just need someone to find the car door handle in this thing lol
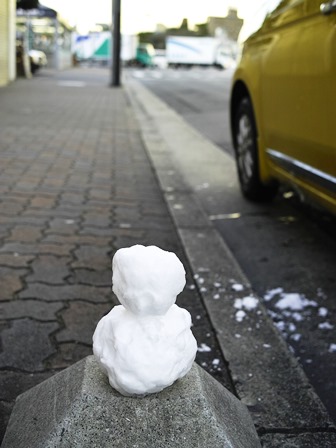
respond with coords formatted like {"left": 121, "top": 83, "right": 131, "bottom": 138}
{"left": 321, "top": 0, "right": 336, "bottom": 14}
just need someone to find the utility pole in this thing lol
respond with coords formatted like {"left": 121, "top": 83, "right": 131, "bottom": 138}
{"left": 111, "top": 0, "right": 121, "bottom": 86}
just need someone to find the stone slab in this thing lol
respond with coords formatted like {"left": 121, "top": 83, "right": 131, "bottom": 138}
{"left": 2, "top": 356, "right": 261, "bottom": 448}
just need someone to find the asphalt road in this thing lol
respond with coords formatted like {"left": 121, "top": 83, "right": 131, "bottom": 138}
{"left": 127, "top": 66, "right": 336, "bottom": 422}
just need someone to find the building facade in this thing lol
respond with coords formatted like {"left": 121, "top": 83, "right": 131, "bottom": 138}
{"left": 0, "top": 0, "right": 16, "bottom": 87}
{"left": 207, "top": 9, "right": 243, "bottom": 41}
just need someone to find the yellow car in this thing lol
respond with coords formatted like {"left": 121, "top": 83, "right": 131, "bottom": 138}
{"left": 230, "top": 0, "right": 336, "bottom": 214}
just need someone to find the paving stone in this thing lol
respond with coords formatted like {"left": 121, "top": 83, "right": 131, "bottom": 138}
{"left": 26, "top": 255, "right": 71, "bottom": 284}
{"left": 15, "top": 181, "right": 39, "bottom": 190}
{"left": 47, "top": 342, "right": 93, "bottom": 369}
{"left": 0, "top": 318, "right": 58, "bottom": 371}
{"left": 7, "top": 226, "right": 43, "bottom": 243}
{"left": 46, "top": 217, "right": 80, "bottom": 235}
{"left": 22, "top": 207, "right": 79, "bottom": 219}
{"left": 38, "top": 243, "right": 76, "bottom": 256}
{"left": 0, "top": 254, "right": 34, "bottom": 268}
{"left": 0, "top": 229, "right": 10, "bottom": 240}
{"left": 30, "top": 197, "right": 56, "bottom": 208}
{"left": 134, "top": 229, "right": 183, "bottom": 251}
{"left": 43, "top": 234, "right": 112, "bottom": 246}
{"left": 0, "top": 300, "right": 64, "bottom": 321}
{"left": 0, "top": 268, "right": 26, "bottom": 301}
{"left": 109, "top": 227, "right": 145, "bottom": 238}
{"left": 0, "top": 242, "right": 75, "bottom": 256}
{"left": 0, "top": 194, "right": 29, "bottom": 206}
{"left": 59, "top": 192, "right": 85, "bottom": 205}
{"left": 70, "top": 269, "right": 111, "bottom": 286}
{"left": 79, "top": 226, "right": 115, "bottom": 237}
{"left": 114, "top": 205, "right": 141, "bottom": 221}
{"left": 7, "top": 216, "right": 48, "bottom": 226}
{"left": 71, "top": 245, "right": 111, "bottom": 270}
{"left": 41, "top": 178, "right": 66, "bottom": 189}
{"left": 0, "top": 370, "right": 54, "bottom": 402}
{"left": 19, "top": 283, "right": 111, "bottom": 303}
{"left": 82, "top": 213, "right": 111, "bottom": 228}
{"left": 118, "top": 215, "right": 174, "bottom": 231}
{"left": 0, "top": 202, "right": 25, "bottom": 215}
{"left": 56, "top": 301, "right": 112, "bottom": 345}
{"left": 0, "top": 401, "right": 13, "bottom": 447}
{"left": 88, "top": 189, "right": 111, "bottom": 201}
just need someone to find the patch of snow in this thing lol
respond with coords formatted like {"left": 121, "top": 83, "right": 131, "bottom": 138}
{"left": 288, "top": 323, "right": 296, "bottom": 332}
{"left": 214, "top": 282, "right": 221, "bottom": 288}
{"left": 291, "top": 312, "right": 303, "bottom": 322}
{"left": 213, "top": 294, "right": 220, "bottom": 300}
{"left": 328, "top": 344, "right": 336, "bottom": 353}
{"left": 318, "top": 322, "right": 334, "bottom": 330}
{"left": 264, "top": 287, "right": 283, "bottom": 301}
{"left": 235, "top": 310, "right": 246, "bottom": 322}
{"left": 263, "top": 344, "right": 271, "bottom": 349}
{"left": 198, "top": 267, "right": 210, "bottom": 273}
{"left": 275, "top": 293, "right": 317, "bottom": 311}
{"left": 212, "top": 358, "right": 220, "bottom": 366}
{"left": 267, "top": 310, "right": 281, "bottom": 320}
{"left": 198, "top": 343, "right": 211, "bottom": 353}
{"left": 291, "top": 333, "right": 301, "bottom": 341}
{"left": 274, "top": 321, "right": 286, "bottom": 332}
{"left": 318, "top": 307, "right": 328, "bottom": 317}
{"left": 231, "top": 283, "right": 244, "bottom": 292}
{"left": 234, "top": 296, "right": 258, "bottom": 311}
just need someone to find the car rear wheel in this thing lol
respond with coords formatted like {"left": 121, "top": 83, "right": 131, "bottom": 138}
{"left": 233, "top": 97, "right": 278, "bottom": 201}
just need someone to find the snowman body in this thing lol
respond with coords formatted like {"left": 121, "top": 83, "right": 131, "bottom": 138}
{"left": 93, "top": 245, "right": 197, "bottom": 396}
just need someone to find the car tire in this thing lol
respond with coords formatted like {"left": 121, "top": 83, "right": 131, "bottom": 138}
{"left": 233, "top": 97, "right": 278, "bottom": 201}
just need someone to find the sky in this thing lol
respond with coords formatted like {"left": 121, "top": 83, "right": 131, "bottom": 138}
{"left": 40, "top": 0, "right": 253, "bottom": 34}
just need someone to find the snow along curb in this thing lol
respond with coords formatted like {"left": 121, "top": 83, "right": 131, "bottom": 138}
{"left": 124, "top": 76, "right": 335, "bottom": 435}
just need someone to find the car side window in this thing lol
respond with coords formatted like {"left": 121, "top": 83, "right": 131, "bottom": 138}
{"left": 238, "top": 0, "right": 302, "bottom": 43}
{"left": 265, "top": 0, "right": 305, "bottom": 28}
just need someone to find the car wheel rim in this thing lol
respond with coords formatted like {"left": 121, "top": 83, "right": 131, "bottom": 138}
{"left": 236, "top": 114, "right": 254, "bottom": 184}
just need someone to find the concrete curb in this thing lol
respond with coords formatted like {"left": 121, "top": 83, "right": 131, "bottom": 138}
{"left": 124, "top": 77, "right": 335, "bottom": 441}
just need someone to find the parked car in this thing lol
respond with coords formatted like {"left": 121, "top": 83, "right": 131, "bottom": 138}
{"left": 29, "top": 49, "right": 47, "bottom": 73}
{"left": 230, "top": 0, "right": 336, "bottom": 215}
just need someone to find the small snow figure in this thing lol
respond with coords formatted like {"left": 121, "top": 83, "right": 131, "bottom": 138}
{"left": 93, "top": 244, "right": 197, "bottom": 396}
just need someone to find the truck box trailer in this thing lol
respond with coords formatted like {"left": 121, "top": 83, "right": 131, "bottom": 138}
{"left": 166, "top": 36, "right": 236, "bottom": 69}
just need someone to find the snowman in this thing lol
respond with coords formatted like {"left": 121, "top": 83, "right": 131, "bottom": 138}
{"left": 93, "top": 244, "right": 197, "bottom": 396}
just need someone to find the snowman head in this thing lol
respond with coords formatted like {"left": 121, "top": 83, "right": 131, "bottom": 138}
{"left": 112, "top": 245, "right": 186, "bottom": 316}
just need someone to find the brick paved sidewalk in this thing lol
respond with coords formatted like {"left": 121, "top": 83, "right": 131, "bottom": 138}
{"left": 0, "top": 67, "right": 231, "bottom": 442}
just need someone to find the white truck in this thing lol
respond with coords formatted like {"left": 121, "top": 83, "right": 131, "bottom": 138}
{"left": 166, "top": 36, "right": 236, "bottom": 69}
{"left": 73, "top": 33, "right": 138, "bottom": 65}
